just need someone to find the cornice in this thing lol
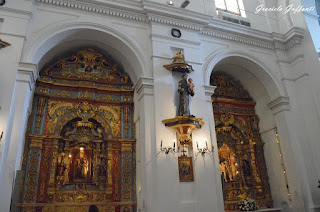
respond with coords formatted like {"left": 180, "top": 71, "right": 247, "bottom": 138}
{"left": 34, "top": 0, "right": 147, "bottom": 23}
{"left": 202, "top": 19, "right": 304, "bottom": 51}
{"left": 148, "top": 14, "right": 203, "bottom": 31}
{"left": 143, "top": 1, "right": 211, "bottom": 24}
{"left": 134, "top": 77, "right": 154, "bottom": 101}
{"left": 33, "top": 0, "right": 304, "bottom": 52}
{"left": 267, "top": 96, "right": 290, "bottom": 115}
{"left": 17, "top": 62, "right": 38, "bottom": 90}
{"left": 0, "top": 7, "right": 32, "bottom": 18}
{"left": 204, "top": 86, "right": 216, "bottom": 102}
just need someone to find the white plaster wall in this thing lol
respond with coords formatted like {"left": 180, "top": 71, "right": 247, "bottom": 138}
{"left": 0, "top": 6, "right": 31, "bottom": 165}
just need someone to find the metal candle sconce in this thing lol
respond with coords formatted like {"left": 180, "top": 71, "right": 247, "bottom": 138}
{"left": 196, "top": 141, "right": 213, "bottom": 156}
{"left": 160, "top": 140, "right": 180, "bottom": 154}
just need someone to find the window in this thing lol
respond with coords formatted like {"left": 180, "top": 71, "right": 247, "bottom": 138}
{"left": 215, "top": 0, "right": 246, "bottom": 17}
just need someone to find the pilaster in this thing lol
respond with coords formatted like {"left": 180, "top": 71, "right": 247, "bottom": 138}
{"left": 134, "top": 76, "right": 155, "bottom": 212}
{"left": 0, "top": 62, "right": 37, "bottom": 212}
{"left": 203, "top": 85, "right": 224, "bottom": 212}
{"left": 268, "top": 97, "right": 306, "bottom": 212}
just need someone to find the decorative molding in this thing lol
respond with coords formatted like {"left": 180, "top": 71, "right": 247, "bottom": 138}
{"left": 0, "top": 38, "right": 10, "bottom": 49}
{"left": 33, "top": 0, "right": 304, "bottom": 52}
{"left": 34, "top": 0, "right": 147, "bottom": 23}
{"left": 17, "top": 62, "right": 38, "bottom": 90}
{"left": 147, "top": 14, "right": 203, "bottom": 31}
{"left": 267, "top": 96, "right": 290, "bottom": 115}
{"left": 151, "top": 33, "right": 201, "bottom": 46}
{"left": 134, "top": 77, "right": 154, "bottom": 101}
{"left": 204, "top": 86, "right": 216, "bottom": 102}
{"left": 202, "top": 25, "right": 304, "bottom": 51}
{"left": 0, "top": 7, "right": 32, "bottom": 18}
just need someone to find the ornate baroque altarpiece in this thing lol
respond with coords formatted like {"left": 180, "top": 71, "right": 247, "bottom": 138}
{"left": 211, "top": 73, "right": 273, "bottom": 211}
{"left": 16, "top": 49, "right": 136, "bottom": 212}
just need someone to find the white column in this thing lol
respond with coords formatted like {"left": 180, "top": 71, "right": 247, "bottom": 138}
{"left": 0, "top": 62, "right": 37, "bottom": 212}
{"left": 268, "top": 96, "right": 306, "bottom": 212}
{"left": 134, "top": 77, "right": 156, "bottom": 212}
{"left": 204, "top": 85, "right": 225, "bottom": 212}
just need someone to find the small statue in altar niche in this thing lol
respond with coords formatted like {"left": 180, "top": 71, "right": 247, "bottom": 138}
{"left": 99, "top": 157, "right": 107, "bottom": 176}
{"left": 172, "top": 50, "right": 185, "bottom": 63}
{"left": 178, "top": 74, "right": 194, "bottom": 116}
{"left": 57, "top": 155, "right": 66, "bottom": 176}
{"left": 242, "top": 154, "right": 251, "bottom": 176}
{"left": 220, "top": 159, "right": 230, "bottom": 182}
{"left": 76, "top": 157, "right": 89, "bottom": 179}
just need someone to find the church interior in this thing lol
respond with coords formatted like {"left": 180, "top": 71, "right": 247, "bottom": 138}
{"left": 0, "top": 0, "right": 320, "bottom": 212}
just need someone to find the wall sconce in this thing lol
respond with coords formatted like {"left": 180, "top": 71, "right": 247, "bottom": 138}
{"left": 196, "top": 141, "right": 213, "bottom": 156}
{"left": 0, "top": 131, "right": 3, "bottom": 141}
{"left": 160, "top": 140, "right": 180, "bottom": 154}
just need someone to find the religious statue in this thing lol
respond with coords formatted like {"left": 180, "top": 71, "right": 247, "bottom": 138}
{"left": 178, "top": 74, "right": 194, "bottom": 116}
{"left": 188, "top": 78, "right": 194, "bottom": 93}
{"left": 57, "top": 155, "right": 66, "bottom": 176}
{"left": 172, "top": 50, "right": 184, "bottom": 63}
{"left": 220, "top": 159, "right": 229, "bottom": 182}
{"left": 99, "top": 157, "right": 107, "bottom": 176}
{"left": 76, "top": 157, "right": 89, "bottom": 179}
{"left": 242, "top": 154, "right": 251, "bottom": 176}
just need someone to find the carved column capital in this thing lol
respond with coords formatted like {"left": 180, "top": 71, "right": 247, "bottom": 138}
{"left": 267, "top": 96, "right": 290, "bottom": 115}
{"left": 28, "top": 135, "right": 44, "bottom": 149}
{"left": 204, "top": 85, "right": 216, "bottom": 102}
{"left": 17, "top": 62, "right": 38, "bottom": 91}
{"left": 134, "top": 77, "right": 154, "bottom": 101}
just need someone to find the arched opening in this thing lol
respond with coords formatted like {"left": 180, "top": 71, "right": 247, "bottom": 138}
{"left": 16, "top": 48, "right": 137, "bottom": 211}
{"left": 211, "top": 72, "right": 272, "bottom": 210}
{"left": 208, "top": 55, "right": 290, "bottom": 211}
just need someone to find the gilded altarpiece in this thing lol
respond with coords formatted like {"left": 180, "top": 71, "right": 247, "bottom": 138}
{"left": 210, "top": 73, "right": 273, "bottom": 211}
{"left": 17, "top": 49, "right": 136, "bottom": 212}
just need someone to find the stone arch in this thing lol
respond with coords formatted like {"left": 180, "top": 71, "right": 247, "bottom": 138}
{"left": 20, "top": 22, "right": 150, "bottom": 83}
{"left": 15, "top": 46, "right": 137, "bottom": 210}
{"left": 206, "top": 52, "right": 294, "bottom": 209}
{"left": 203, "top": 49, "right": 286, "bottom": 101}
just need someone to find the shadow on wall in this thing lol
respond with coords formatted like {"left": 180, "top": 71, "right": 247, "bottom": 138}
{"left": 281, "top": 201, "right": 289, "bottom": 212}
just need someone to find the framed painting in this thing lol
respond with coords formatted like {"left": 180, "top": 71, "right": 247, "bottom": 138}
{"left": 178, "top": 156, "right": 194, "bottom": 182}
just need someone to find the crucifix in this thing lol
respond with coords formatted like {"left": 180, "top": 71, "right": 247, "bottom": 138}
{"left": 181, "top": 147, "right": 187, "bottom": 156}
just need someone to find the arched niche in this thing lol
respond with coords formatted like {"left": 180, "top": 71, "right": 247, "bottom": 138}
{"left": 208, "top": 55, "right": 291, "bottom": 210}
{"left": 17, "top": 48, "right": 137, "bottom": 212}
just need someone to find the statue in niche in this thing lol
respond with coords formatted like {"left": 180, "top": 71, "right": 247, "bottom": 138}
{"left": 220, "top": 158, "right": 230, "bottom": 182}
{"left": 99, "top": 157, "right": 107, "bottom": 176}
{"left": 242, "top": 154, "right": 251, "bottom": 176}
{"left": 57, "top": 155, "right": 66, "bottom": 176}
{"left": 76, "top": 157, "right": 88, "bottom": 179}
{"left": 178, "top": 74, "right": 194, "bottom": 116}
{"left": 218, "top": 143, "right": 239, "bottom": 182}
